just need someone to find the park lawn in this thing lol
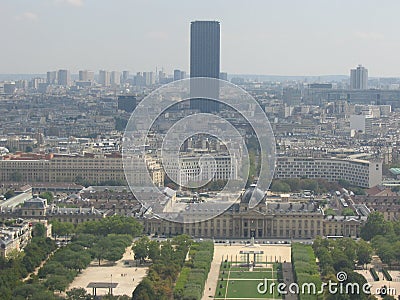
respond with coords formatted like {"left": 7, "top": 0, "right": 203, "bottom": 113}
{"left": 215, "top": 279, "right": 281, "bottom": 299}
{"left": 226, "top": 279, "right": 280, "bottom": 298}
{"left": 215, "top": 262, "right": 283, "bottom": 299}
{"left": 228, "top": 270, "right": 276, "bottom": 279}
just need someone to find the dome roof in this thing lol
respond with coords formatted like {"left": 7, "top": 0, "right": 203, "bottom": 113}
{"left": 241, "top": 184, "right": 265, "bottom": 206}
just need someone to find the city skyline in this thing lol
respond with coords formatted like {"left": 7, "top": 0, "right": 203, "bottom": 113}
{"left": 2, "top": 0, "right": 400, "bottom": 76}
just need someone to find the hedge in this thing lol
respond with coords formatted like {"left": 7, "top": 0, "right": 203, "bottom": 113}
{"left": 382, "top": 268, "right": 392, "bottom": 281}
{"left": 174, "top": 241, "right": 214, "bottom": 300}
{"left": 291, "top": 243, "right": 321, "bottom": 300}
{"left": 370, "top": 268, "right": 379, "bottom": 281}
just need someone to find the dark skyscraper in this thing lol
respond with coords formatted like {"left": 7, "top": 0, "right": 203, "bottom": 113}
{"left": 190, "top": 21, "right": 220, "bottom": 112}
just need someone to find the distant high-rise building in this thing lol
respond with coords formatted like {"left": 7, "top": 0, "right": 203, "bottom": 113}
{"left": 110, "top": 71, "right": 121, "bottom": 87}
{"left": 190, "top": 20, "right": 220, "bottom": 112}
{"left": 174, "top": 69, "right": 182, "bottom": 81}
{"left": 134, "top": 72, "right": 144, "bottom": 86}
{"left": 98, "top": 70, "right": 110, "bottom": 86}
{"left": 46, "top": 71, "right": 57, "bottom": 84}
{"left": 57, "top": 69, "right": 70, "bottom": 86}
{"left": 219, "top": 72, "right": 228, "bottom": 81}
{"left": 30, "top": 77, "right": 46, "bottom": 90}
{"left": 158, "top": 70, "right": 166, "bottom": 83}
{"left": 143, "top": 72, "right": 154, "bottom": 86}
{"left": 79, "top": 70, "right": 94, "bottom": 82}
{"left": 122, "top": 71, "right": 130, "bottom": 84}
{"left": 350, "top": 65, "right": 368, "bottom": 90}
{"left": 173, "top": 69, "right": 186, "bottom": 81}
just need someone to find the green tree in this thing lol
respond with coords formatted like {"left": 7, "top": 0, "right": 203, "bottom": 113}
{"left": 33, "top": 223, "right": 47, "bottom": 237}
{"left": 52, "top": 221, "right": 75, "bottom": 238}
{"left": 148, "top": 240, "right": 161, "bottom": 262}
{"left": 91, "top": 238, "right": 111, "bottom": 266}
{"left": 360, "top": 212, "right": 392, "bottom": 241}
{"left": 352, "top": 187, "right": 366, "bottom": 195}
{"left": 160, "top": 240, "right": 174, "bottom": 262}
{"left": 133, "top": 236, "right": 149, "bottom": 264}
{"left": 325, "top": 208, "right": 336, "bottom": 216}
{"left": 13, "top": 284, "right": 57, "bottom": 300}
{"left": 104, "top": 246, "right": 125, "bottom": 263}
{"left": 377, "top": 243, "right": 396, "bottom": 266}
{"left": 39, "top": 191, "right": 54, "bottom": 203}
{"left": 357, "top": 240, "right": 373, "bottom": 267}
{"left": 270, "top": 180, "right": 291, "bottom": 193}
{"left": 342, "top": 208, "right": 355, "bottom": 216}
{"left": 132, "top": 278, "right": 156, "bottom": 300}
{"left": 338, "top": 179, "right": 351, "bottom": 188}
{"left": 44, "top": 275, "right": 69, "bottom": 293}
{"left": 66, "top": 287, "right": 91, "bottom": 300}
{"left": 76, "top": 215, "right": 143, "bottom": 237}
{"left": 331, "top": 248, "right": 353, "bottom": 271}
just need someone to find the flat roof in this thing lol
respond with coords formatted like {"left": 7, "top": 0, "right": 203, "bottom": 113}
{"left": 87, "top": 282, "right": 118, "bottom": 288}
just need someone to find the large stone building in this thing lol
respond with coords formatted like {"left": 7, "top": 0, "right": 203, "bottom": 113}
{"left": 162, "top": 153, "right": 238, "bottom": 186}
{"left": 0, "top": 152, "right": 164, "bottom": 186}
{"left": 275, "top": 157, "right": 382, "bottom": 188}
{"left": 354, "top": 194, "right": 400, "bottom": 221}
{"left": 142, "top": 186, "right": 365, "bottom": 239}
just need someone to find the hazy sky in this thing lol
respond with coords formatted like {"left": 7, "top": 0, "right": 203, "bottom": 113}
{"left": 1, "top": 0, "right": 400, "bottom": 76}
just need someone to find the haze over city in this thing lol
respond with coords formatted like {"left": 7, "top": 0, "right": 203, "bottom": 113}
{"left": 2, "top": 0, "right": 400, "bottom": 76}
{"left": 2, "top": 1, "right": 400, "bottom": 300}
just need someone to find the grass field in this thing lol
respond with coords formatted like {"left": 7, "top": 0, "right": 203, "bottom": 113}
{"left": 214, "top": 261, "right": 283, "bottom": 299}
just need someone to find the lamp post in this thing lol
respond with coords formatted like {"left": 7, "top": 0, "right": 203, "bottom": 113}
{"left": 110, "top": 274, "right": 113, "bottom": 295}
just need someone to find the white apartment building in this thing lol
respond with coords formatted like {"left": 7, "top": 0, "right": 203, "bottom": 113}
{"left": 163, "top": 153, "right": 238, "bottom": 187}
{"left": 275, "top": 157, "right": 382, "bottom": 188}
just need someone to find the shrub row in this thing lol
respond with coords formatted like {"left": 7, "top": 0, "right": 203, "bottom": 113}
{"left": 382, "top": 268, "right": 392, "bottom": 281}
{"left": 174, "top": 241, "right": 214, "bottom": 300}
{"left": 370, "top": 268, "right": 379, "bottom": 281}
{"left": 291, "top": 243, "right": 321, "bottom": 300}
{"left": 174, "top": 267, "right": 190, "bottom": 298}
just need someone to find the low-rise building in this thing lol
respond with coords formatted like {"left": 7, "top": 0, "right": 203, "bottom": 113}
{"left": 0, "top": 221, "right": 32, "bottom": 257}
{"left": 0, "top": 196, "right": 105, "bottom": 224}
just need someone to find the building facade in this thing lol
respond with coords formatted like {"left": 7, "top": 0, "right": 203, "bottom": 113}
{"left": 1, "top": 197, "right": 105, "bottom": 224}
{"left": 350, "top": 65, "right": 368, "bottom": 90}
{"left": 143, "top": 186, "right": 365, "bottom": 239}
{"left": 0, "top": 221, "right": 32, "bottom": 258}
{"left": 57, "top": 69, "right": 71, "bottom": 86}
{"left": 162, "top": 153, "right": 237, "bottom": 186}
{"left": 190, "top": 20, "right": 220, "bottom": 112}
{"left": 275, "top": 157, "right": 382, "bottom": 188}
{"left": 0, "top": 152, "right": 164, "bottom": 186}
